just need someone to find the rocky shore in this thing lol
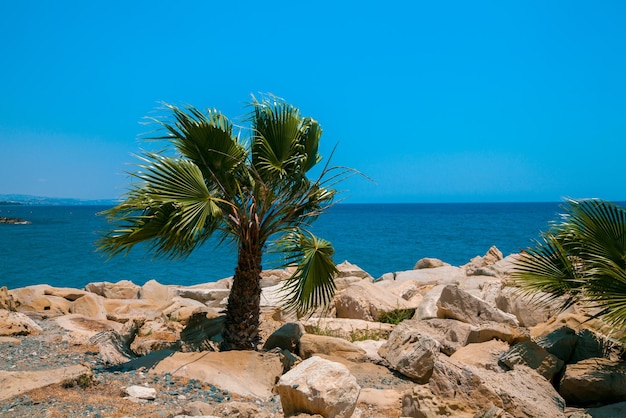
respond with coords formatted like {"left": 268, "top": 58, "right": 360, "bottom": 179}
{"left": 0, "top": 216, "right": 30, "bottom": 224}
{"left": 1, "top": 247, "right": 625, "bottom": 417}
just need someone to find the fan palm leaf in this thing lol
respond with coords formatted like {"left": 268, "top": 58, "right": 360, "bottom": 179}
{"left": 513, "top": 198, "right": 626, "bottom": 343}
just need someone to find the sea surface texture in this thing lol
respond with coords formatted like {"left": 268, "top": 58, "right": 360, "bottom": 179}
{"left": 1, "top": 202, "right": 563, "bottom": 290}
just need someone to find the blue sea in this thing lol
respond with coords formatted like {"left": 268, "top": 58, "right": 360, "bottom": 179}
{"left": 0, "top": 202, "right": 565, "bottom": 290}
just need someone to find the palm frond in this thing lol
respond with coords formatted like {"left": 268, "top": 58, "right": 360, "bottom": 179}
{"left": 275, "top": 230, "right": 338, "bottom": 316}
{"left": 149, "top": 103, "right": 247, "bottom": 186}
{"left": 98, "top": 153, "right": 227, "bottom": 258}
{"left": 250, "top": 94, "right": 318, "bottom": 179}
{"left": 512, "top": 233, "right": 584, "bottom": 310}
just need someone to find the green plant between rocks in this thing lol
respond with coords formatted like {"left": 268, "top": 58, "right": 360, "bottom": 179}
{"left": 62, "top": 373, "right": 95, "bottom": 389}
{"left": 308, "top": 323, "right": 389, "bottom": 342}
{"left": 377, "top": 308, "right": 415, "bottom": 325}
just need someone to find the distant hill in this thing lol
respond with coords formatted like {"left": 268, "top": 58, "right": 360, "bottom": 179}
{"left": 0, "top": 194, "right": 118, "bottom": 206}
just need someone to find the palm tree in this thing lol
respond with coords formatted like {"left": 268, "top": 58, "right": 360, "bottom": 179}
{"left": 512, "top": 198, "right": 626, "bottom": 341}
{"left": 98, "top": 95, "right": 351, "bottom": 350}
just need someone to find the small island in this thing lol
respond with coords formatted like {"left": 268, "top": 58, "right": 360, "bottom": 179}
{"left": 0, "top": 217, "right": 31, "bottom": 225}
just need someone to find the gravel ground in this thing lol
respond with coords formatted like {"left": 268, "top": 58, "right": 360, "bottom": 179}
{"left": 0, "top": 318, "right": 283, "bottom": 417}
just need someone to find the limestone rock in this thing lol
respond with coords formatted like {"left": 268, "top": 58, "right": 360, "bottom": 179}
{"left": 153, "top": 351, "right": 283, "bottom": 400}
{"left": 54, "top": 314, "right": 122, "bottom": 344}
{"left": 495, "top": 287, "right": 557, "bottom": 327}
{"left": 334, "top": 281, "right": 413, "bottom": 321}
{"left": 450, "top": 339, "right": 509, "bottom": 372}
{"left": 139, "top": 279, "right": 173, "bottom": 306}
{"left": 499, "top": 341, "right": 564, "bottom": 381}
{"left": 125, "top": 385, "right": 156, "bottom": 400}
{"left": 402, "top": 384, "right": 477, "bottom": 417}
{"left": 69, "top": 292, "right": 107, "bottom": 320}
{"left": 263, "top": 322, "right": 304, "bottom": 352}
{"left": 414, "top": 284, "right": 446, "bottom": 320}
{"left": 88, "top": 318, "right": 143, "bottom": 365}
{"left": 183, "top": 400, "right": 274, "bottom": 418}
{"left": 335, "top": 260, "right": 373, "bottom": 280}
{"left": 414, "top": 258, "right": 449, "bottom": 269}
{"left": 467, "top": 321, "right": 531, "bottom": 346}
{"left": 464, "top": 246, "right": 503, "bottom": 276}
{"left": 174, "top": 287, "right": 230, "bottom": 306}
{"left": 378, "top": 320, "right": 440, "bottom": 383}
{"left": 535, "top": 326, "right": 578, "bottom": 363}
{"left": 299, "top": 333, "right": 367, "bottom": 362}
{"left": 102, "top": 298, "right": 164, "bottom": 323}
{"left": 559, "top": 358, "right": 626, "bottom": 405}
{"left": 582, "top": 401, "right": 626, "bottom": 417}
{"left": 436, "top": 285, "right": 519, "bottom": 326}
{"left": 397, "top": 318, "right": 475, "bottom": 356}
{"left": 393, "top": 265, "right": 466, "bottom": 286}
{"left": 43, "top": 287, "right": 88, "bottom": 301}
{"left": 85, "top": 280, "right": 140, "bottom": 299}
{"left": 430, "top": 356, "right": 566, "bottom": 417}
{"left": 0, "top": 309, "right": 42, "bottom": 336}
{"left": 358, "top": 388, "right": 403, "bottom": 415}
{"left": 10, "top": 285, "right": 71, "bottom": 316}
{"left": 569, "top": 328, "right": 608, "bottom": 363}
{"left": 276, "top": 356, "right": 361, "bottom": 418}
{"left": 0, "top": 286, "right": 17, "bottom": 311}
{"left": 0, "top": 364, "right": 91, "bottom": 401}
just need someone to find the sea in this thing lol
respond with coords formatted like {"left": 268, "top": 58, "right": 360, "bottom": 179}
{"left": 0, "top": 202, "right": 567, "bottom": 290}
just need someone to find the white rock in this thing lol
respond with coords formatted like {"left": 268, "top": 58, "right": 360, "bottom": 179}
{"left": 378, "top": 320, "right": 440, "bottom": 383}
{"left": 125, "top": 385, "right": 156, "bottom": 400}
{"left": 276, "top": 356, "right": 361, "bottom": 418}
{"left": 437, "top": 285, "right": 519, "bottom": 326}
{"left": 0, "top": 309, "right": 42, "bottom": 336}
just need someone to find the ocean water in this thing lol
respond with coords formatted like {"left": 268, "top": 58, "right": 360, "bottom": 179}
{"left": 0, "top": 202, "right": 564, "bottom": 290}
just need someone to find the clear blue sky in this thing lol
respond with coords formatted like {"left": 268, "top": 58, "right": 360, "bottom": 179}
{"left": 1, "top": 1, "right": 625, "bottom": 203}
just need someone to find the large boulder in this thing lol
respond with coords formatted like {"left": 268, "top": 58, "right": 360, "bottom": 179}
{"left": 402, "top": 384, "right": 478, "bottom": 417}
{"left": 463, "top": 246, "right": 503, "bottom": 276}
{"left": 263, "top": 322, "right": 305, "bottom": 353}
{"left": 450, "top": 339, "right": 509, "bottom": 372}
{"left": 494, "top": 287, "right": 557, "bottom": 327}
{"left": 152, "top": 351, "right": 283, "bottom": 400}
{"left": 276, "top": 356, "right": 361, "bottom": 418}
{"left": 414, "top": 258, "right": 449, "bottom": 269}
{"left": 559, "top": 358, "right": 626, "bottom": 405}
{"left": 102, "top": 298, "right": 164, "bottom": 323}
{"left": 334, "top": 281, "right": 413, "bottom": 321}
{"left": 139, "top": 279, "right": 174, "bottom": 306}
{"left": 436, "top": 285, "right": 519, "bottom": 326}
{"left": 10, "top": 285, "right": 71, "bottom": 317}
{"left": 414, "top": 284, "right": 446, "bottom": 320}
{"left": 0, "top": 309, "right": 42, "bottom": 336}
{"left": 299, "top": 333, "right": 368, "bottom": 362}
{"left": 85, "top": 280, "right": 140, "bottom": 299}
{"left": 378, "top": 320, "right": 440, "bottom": 383}
{"left": 430, "top": 356, "right": 566, "bottom": 417}
{"left": 534, "top": 326, "right": 579, "bottom": 363}
{"left": 499, "top": 341, "right": 564, "bottom": 381}
{"left": 397, "top": 318, "right": 475, "bottom": 356}
{"left": 68, "top": 293, "right": 108, "bottom": 320}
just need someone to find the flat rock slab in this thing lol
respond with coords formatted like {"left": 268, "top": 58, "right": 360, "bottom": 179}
{"left": 151, "top": 351, "right": 283, "bottom": 400}
{"left": 0, "top": 364, "right": 90, "bottom": 401}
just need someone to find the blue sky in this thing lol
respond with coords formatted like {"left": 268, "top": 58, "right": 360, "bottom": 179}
{"left": 1, "top": 1, "right": 625, "bottom": 203}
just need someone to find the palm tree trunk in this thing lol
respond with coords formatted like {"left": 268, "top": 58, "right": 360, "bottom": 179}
{"left": 221, "top": 240, "right": 263, "bottom": 351}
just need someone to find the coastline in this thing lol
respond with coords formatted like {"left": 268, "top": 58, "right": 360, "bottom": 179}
{"left": 1, "top": 249, "right": 625, "bottom": 417}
